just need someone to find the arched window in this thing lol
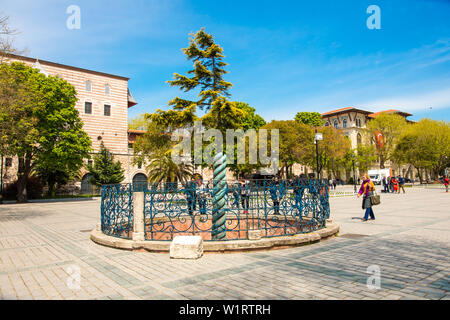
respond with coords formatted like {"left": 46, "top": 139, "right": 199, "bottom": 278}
{"left": 333, "top": 120, "right": 339, "bottom": 129}
{"left": 105, "top": 84, "right": 110, "bottom": 95}
{"left": 81, "top": 174, "right": 93, "bottom": 194}
{"left": 133, "top": 173, "right": 148, "bottom": 191}
{"left": 357, "top": 133, "right": 362, "bottom": 145}
{"left": 343, "top": 119, "right": 348, "bottom": 128}
{"left": 85, "top": 80, "right": 92, "bottom": 92}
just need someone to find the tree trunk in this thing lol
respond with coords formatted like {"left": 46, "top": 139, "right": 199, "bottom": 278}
{"left": 379, "top": 154, "right": 385, "bottom": 169}
{"left": 416, "top": 167, "right": 423, "bottom": 184}
{"left": 16, "top": 157, "right": 27, "bottom": 203}
{"left": 16, "top": 152, "right": 32, "bottom": 203}
{"left": 47, "top": 178, "right": 56, "bottom": 197}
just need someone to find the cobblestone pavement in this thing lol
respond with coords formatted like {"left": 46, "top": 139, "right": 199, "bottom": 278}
{"left": 0, "top": 187, "right": 449, "bottom": 300}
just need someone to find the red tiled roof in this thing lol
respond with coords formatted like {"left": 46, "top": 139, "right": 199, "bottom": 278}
{"left": 322, "top": 107, "right": 372, "bottom": 116}
{"left": 321, "top": 107, "right": 353, "bottom": 115}
{"left": 368, "top": 109, "right": 413, "bottom": 118}
{"left": 127, "top": 129, "right": 146, "bottom": 134}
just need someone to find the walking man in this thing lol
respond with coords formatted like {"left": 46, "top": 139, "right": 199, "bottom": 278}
{"left": 444, "top": 176, "right": 449, "bottom": 193}
{"left": 270, "top": 176, "right": 285, "bottom": 215}
{"left": 186, "top": 177, "right": 197, "bottom": 216}
{"left": 398, "top": 176, "right": 406, "bottom": 194}
{"left": 197, "top": 180, "right": 207, "bottom": 215}
{"left": 382, "top": 176, "right": 389, "bottom": 193}
{"left": 239, "top": 179, "right": 250, "bottom": 214}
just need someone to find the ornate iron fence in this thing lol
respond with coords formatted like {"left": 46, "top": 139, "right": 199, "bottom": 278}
{"left": 101, "top": 184, "right": 134, "bottom": 239}
{"left": 100, "top": 179, "right": 330, "bottom": 241}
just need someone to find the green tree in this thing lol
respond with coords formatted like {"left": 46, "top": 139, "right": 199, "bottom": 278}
{"left": 167, "top": 27, "right": 232, "bottom": 112}
{"left": 295, "top": 112, "right": 324, "bottom": 127}
{"left": 146, "top": 152, "right": 193, "bottom": 184}
{"left": 262, "top": 120, "right": 315, "bottom": 178}
{"left": 365, "top": 113, "right": 407, "bottom": 169}
{"left": 87, "top": 142, "right": 124, "bottom": 187}
{"left": 394, "top": 119, "right": 450, "bottom": 183}
{"left": 234, "top": 102, "right": 266, "bottom": 130}
{"left": 34, "top": 168, "right": 78, "bottom": 197}
{"left": 128, "top": 114, "right": 147, "bottom": 130}
{"left": 356, "top": 145, "right": 378, "bottom": 173}
{"left": 150, "top": 28, "right": 242, "bottom": 133}
{"left": 131, "top": 119, "right": 194, "bottom": 185}
{"left": 0, "top": 62, "right": 91, "bottom": 202}
{"left": 314, "top": 126, "right": 351, "bottom": 179}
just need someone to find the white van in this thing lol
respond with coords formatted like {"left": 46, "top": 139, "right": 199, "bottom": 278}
{"left": 368, "top": 169, "right": 391, "bottom": 185}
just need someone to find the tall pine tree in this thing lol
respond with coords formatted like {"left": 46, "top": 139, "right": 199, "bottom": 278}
{"left": 167, "top": 27, "right": 233, "bottom": 112}
{"left": 87, "top": 142, "right": 125, "bottom": 186}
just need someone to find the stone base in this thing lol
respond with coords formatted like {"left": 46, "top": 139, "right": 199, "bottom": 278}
{"left": 169, "top": 236, "right": 203, "bottom": 259}
{"left": 91, "top": 221, "right": 340, "bottom": 253}
{"left": 132, "top": 232, "right": 145, "bottom": 241}
{"left": 247, "top": 229, "right": 262, "bottom": 240}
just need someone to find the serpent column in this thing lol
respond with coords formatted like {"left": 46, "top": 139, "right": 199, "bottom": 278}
{"left": 212, "top": 152, "right": 227, "bottom": 240}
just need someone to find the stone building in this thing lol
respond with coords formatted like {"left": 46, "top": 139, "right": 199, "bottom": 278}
{"left": 321, "top": 107, "right": 414, "bottom": 179}
{"left": 1, "top": 54, "right": 147, "bottom": 194}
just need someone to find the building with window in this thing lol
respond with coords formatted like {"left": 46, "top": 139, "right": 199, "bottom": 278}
{"left": 1, "top": 54, "right": 148, "bottom": 193}
{"left": 321, "top": 107, "right": 414, "bottom": 179}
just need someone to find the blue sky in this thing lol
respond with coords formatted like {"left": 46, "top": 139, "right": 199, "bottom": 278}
{"left": 2, "top": 0, "right": 450, "bottom": 121}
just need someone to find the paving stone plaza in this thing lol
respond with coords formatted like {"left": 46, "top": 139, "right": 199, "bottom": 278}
{"left": 0, "top": 186, "right": 449, "bottom": 300}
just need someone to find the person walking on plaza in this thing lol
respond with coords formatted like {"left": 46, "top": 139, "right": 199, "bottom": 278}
{"left": 231, "top": 180, "right": 240, "bottom": 208}
{"left": 444, "top": 176, "right": 449, "bottom": 193}
{"left": 388, "top": 176, "right": 394, "bottom": 193}
{"left": 332, "top": 179, "right": 337, "bottom": 190}
{"left": 382, "top": 176, "right": 388, "bottom": 193}
{"left": 357, "top": 174, "right": 376, "bottom": 221}
{"left": 398, "top": 176, "right": 406, "bottom": 194}
{"left": 186, "top": 177, "right": 197, "bottom": 216}
{"left": 196, "top": 180, "right": 208, "bottom": 216}
{"left": 391, "top": 176, "right": 399, "bottom": 193}
{"left": 270, "top": 176, "right": 284, "bottom": 215}
{"left": 239, "top": 179, "right": 250, "bottom": 214}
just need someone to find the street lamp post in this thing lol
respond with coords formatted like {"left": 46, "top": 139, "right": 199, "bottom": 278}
{"left": 0, "top": 156, "right": 3, "bottom": 204}
{"left": 314, "top": 129, "right": 323, "bottom": 180}
{"left": 352, "top": 155, "right": 357, "bottom": 193}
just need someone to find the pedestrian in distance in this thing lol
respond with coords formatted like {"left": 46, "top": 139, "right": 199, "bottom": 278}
{"left": 269, "top": 176, "right": 284, "bottom": 215}
{"left": 398, "top": 176, "right": 406, "bottom": 194}
{"left": 444, "top": 175, "right": 449, "bottom": 193}
{"left": 392, "top": 176, "right": 399, "bottom": 193}
{"left": 197, "top": 180, "right": 207, "bottom": 215}
{"left": 186, "top": 176, "right": 197, "bottom": 216}
{"left": 388, "top": 176, "right": 394, "bottom": 193}
{"left": 357, "top": 174, "right": 376, "bottom": 221}
{"left": 332, "top": 179, "right": 337, "bottom": 190}
{"left": 382, "top": 176, "right": 389, "bottom": 193}
{"left": 231, "top": 180, "right": 240, "bottom": 208}
{"left": 239, "top": 179, "right": 250, "bottom": 214}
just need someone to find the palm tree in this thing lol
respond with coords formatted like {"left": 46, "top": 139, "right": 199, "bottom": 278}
{"left": 146, "top": 152, "right": 193, "bottom": 186}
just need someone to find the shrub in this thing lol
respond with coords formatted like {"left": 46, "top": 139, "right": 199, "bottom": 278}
{"left": 1, "top": 176, "right": 44, "bottom": 200}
